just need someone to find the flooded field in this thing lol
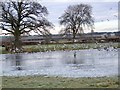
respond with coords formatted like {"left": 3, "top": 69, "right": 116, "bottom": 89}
{"left": 0, "top": 48, "right": 118, "bottom": 77}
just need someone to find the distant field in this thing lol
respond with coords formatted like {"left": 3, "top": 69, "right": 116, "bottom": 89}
{"left": 2, "top": 76, "right": 119, "bottom": 88}
{"left": 0, "top": 42, "right": 119, "bottom": 54}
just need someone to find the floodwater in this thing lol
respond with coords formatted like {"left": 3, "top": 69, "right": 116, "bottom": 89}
{"left": 0, "top": 48, "right": 119, "bottom": 77}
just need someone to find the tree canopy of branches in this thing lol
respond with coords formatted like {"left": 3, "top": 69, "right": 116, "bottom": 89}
{"left": 0, "top": 0, "right": 53, "bottom": 52}
{"left": 59, "top": 4, "right": 94, "bottom": 42}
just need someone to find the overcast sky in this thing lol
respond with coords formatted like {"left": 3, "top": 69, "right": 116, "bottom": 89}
{"left": 40, "top": 0, "right": 118, "bottom": 34}
{"left": 0, "top": 0, "right": 119, "bottom": 35}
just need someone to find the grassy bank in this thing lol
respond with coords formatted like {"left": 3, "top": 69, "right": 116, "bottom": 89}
{"left": 2, "top": 76, "right": 119, "bottom": 88}
{"left": 0, "top": 47, "right": 9, "bottom": 54}
{"left": 0, "top": 43, "right": 119, "bottom": 54}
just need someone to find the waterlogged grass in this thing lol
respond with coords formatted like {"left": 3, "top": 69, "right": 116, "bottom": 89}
{"left": 23, "top": 43, "right": 119, "bottom": 53}
{"left": 0, "top": 47, "right": 9, "bottom": 54}
{"left": 2, "top": 76, "right": 119, "bottom": 88}
{"left": 0, "top": 43, "right": 119, "bottom": 54}
{"left": 23, "top": 44, "right": 88, "bottom": 53}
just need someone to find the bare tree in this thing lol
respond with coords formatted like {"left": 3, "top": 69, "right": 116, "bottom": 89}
{"left": 0, "top": 0, "right": 53, "bottom": 52}
{"left": 59, "top": 4, "right": 94, "bottom": 42}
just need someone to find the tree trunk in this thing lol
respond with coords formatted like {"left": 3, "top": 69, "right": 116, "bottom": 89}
{"left": 73, "top": 29, "right": 76, "bottom": 43}
{"left": 13, "top": 35, "right": 22, "bottom": 53}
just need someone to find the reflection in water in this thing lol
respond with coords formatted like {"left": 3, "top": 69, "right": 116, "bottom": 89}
{"left": 7, "top": 54, "right": 24, "bottom": 71}
{"left": 15, "top": 54, "right": 22, "bottom": 70}
{"left": 74, "top": 51, "right": 76, "bottom": 58}
{"left": 73, "top": 51, "right": 77, "bottom": 64}
{"left": 62, "top": 51, "right": 85, "bottom": 65}
{"left": 73, "top": 57, "right": 77, "bottom": 64}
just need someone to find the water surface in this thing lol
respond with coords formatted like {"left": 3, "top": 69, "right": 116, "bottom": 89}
{"left": 0, "top": 48, "right": 118, "bottom": 77}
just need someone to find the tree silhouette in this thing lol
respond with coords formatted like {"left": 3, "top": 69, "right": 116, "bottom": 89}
{"left": 0, "top": 1, "right": 53, "bottom": 52}
{"left": 59, "top": 4, "right": 94, "bottom": 42}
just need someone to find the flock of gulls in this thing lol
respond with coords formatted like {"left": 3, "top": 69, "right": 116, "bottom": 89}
{"left": 100, "top": 7, "right": 118, "bottom": 22}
